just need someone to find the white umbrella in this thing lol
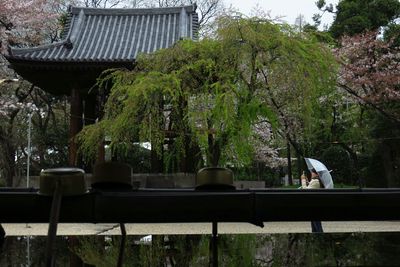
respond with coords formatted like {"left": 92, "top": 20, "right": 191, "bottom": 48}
{"left": 305, "top": 158, "right": 334, "bottom": 189}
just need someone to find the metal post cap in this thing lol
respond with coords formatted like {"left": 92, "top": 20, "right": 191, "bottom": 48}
{"left": 92, "top": 162, "right": 133, "bottom": 190}
{"left": 195, "top": 167, "right": 235, "bottom": 190}
{"left": 39, "top": 168, "right": 87, "bottom": 196}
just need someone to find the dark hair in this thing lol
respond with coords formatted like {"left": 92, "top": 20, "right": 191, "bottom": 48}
{"left": 310, "top": 169, "right": 324, "bottom": 187}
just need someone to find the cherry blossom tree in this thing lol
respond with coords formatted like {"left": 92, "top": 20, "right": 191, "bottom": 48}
{"left": 0, "top": 0, "right": 71, "bottom": 185}
{"left": 0, "top": 0, "right": 65, "bottom": 53}
{"left": 336, "top": 30, "right": 400, "bottom": 124}
{"left": 0, "top": 79, "right": 35, "bottom": 186}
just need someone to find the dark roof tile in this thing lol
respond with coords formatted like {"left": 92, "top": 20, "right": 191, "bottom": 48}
{"left": 8, "top": 5, "right": 198, "bottom": 62}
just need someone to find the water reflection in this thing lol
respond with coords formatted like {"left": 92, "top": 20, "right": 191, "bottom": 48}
{"left": 1, "top": 233, "right": 400, "bottom": 266}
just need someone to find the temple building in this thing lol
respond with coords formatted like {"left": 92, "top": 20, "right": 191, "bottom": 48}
{"left": 6, "top": 5, "right": 199, "bottom": 166}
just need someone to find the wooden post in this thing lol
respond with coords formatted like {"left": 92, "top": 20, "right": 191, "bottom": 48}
{"left": 69, "top": 89, "right": 83, "bottom": 167}
{"left": 45, "top": 180, "right": 62, "bottom": 267}
{"left": 68, "top": 89, "right": 84, "bottom": 267}
{"left": 83, "top": 94, "right": 97, "bottom": 172}
{"left": 117, "top": 223, "right": 126, "bottom": 267}
{"left": 210, "top": 221, "right": 218, "bottom": 267}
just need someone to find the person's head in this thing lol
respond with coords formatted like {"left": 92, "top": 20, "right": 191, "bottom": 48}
{"left": 311, "top": 168, "right": 319, "bottom": 179}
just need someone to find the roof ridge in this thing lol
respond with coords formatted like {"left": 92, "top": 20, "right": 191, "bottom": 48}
{"left": 69, "top": 5, "right": 196, "bottom": 15}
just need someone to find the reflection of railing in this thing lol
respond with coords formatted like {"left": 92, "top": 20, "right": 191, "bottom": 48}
{"left": 1, "top": 188, "right": 400, "bottom": 223}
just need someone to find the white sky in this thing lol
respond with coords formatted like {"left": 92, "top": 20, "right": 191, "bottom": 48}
{"left": 223, "top": 0, "right": 338, "bottom": 28}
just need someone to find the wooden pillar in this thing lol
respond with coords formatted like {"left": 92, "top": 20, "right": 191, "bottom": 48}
{"left": 69, "top": 89, "right": 83, "bottom": 167}
{"left": 68, "top": 89, "right": 85, "bottom": 267}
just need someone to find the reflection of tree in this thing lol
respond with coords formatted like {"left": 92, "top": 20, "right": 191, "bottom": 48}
{"left": 73, "top": 234, "right": 262, "bottom": 266}
{"left": 1, "top": 233, "right": 400, "bottom": 265}
{"left": 0, "top": 236, "right": 69, "bottom": 266}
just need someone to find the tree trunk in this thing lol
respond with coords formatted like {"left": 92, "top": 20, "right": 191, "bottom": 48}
{"left": 380, "top": 141, "right": 400, "bottom": 187}
{"left": 337, "top": 143, "right": 360, "bottom": 186}
{"left": 287, "top": 139, "right": 293, "bottom": 186}
{"left": 151, "top": 147, "right": 163, "bottom": 173}
{"left": 211, "top": 143, "right": 221, "bottom": 167}
{"left": 3, "top": 142, "right": 16, "bottom": 187}
{"left": 296, "top": 149, "right": 302, "bottom": 184}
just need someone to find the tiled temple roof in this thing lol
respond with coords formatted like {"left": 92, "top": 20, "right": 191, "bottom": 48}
{"left": 7, "top": 5, "right": 198, "bottom": 63}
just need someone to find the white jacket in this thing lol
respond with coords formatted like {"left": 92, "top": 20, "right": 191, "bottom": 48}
{"left": 302, "top": 178, "right": 321, "bottom": 189}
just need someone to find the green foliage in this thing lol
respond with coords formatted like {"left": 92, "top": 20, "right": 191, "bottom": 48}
{"left": 384, "top": 22, "right": 400, "bottom": 47}
{"left": 362, "top": 111, "right": 400, "bottom": 187}
{"left": 303, "top": 25, "right": 336, "bottom": 44}
{"left": 330, "top": 0, "right": 400, "bottom": 38}
{"left": 321, "top": 145, "right": 352, "bottom": 184}
{"left": 76, "top": 121, "right": 106, "bottom": 161}
{"left": 78, "top": 16, "right": 337, "bottom": 170}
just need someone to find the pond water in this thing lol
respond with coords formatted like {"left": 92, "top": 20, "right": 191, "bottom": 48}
{"left": 2, "top": 232, "right": 400, "bottom": 266}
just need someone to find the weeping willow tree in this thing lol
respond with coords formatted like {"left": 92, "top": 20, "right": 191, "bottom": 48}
{"left": 77, "top": 16, "right": 337, "bottom": 171}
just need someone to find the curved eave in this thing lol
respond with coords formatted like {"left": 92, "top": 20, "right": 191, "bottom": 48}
{"left": 6, "top": 56, "right": 135, "bottom": 68}
{"left": 6, "top": 58, "right": 135, "bottom": 95}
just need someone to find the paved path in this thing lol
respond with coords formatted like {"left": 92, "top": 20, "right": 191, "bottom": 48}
{"left": 3, "top": 221, "right": 400, "bottom": 236}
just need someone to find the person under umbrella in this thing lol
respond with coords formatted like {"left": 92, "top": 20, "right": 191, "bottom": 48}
{"left": 301, "top": 168, "right": 323, "bottom": 189}
{"left": 304, "top": 158, "right": 334, "bottom": 189}
{"left": 301, "top": 158, "right": 334, "bottom": 233}
{"left": 300, "top": 168, "right": 324, "bottom": 232}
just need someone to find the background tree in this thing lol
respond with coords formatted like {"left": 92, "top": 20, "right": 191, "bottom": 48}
{"left": 0, "top": 79, "right": 32, "bottom": 186}
{"left": 0, "top": 0, "right": 65, "bottom": 53}
{"left": 309, "top": 0, "right": 400, "bottom": 187}
{"left": 336, "top": 31, "right": 400, "bottom": 124}
{"left": 316, "top": 0, "right": 400, "bottom": 39}
{"left": 0, "top": 0, "right": 71, "bottom": 186}
{"left": 334, "top": 31, "right": 400, "bottom": 186}
{"left": 0, "top": 79, "right": 69, "bottom": 186}
{"left": 0, "top": 0, "right": 224, "bottom": 178}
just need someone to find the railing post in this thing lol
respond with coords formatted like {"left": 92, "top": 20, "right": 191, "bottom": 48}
{"left": 45, "top": 180, "right": 63, "bottom": 267}
{"left": 211, "top": 221, "right": 218, "bottom": 267}
{"left": 117, "top": 223, "right": 127, "bottom": 267}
